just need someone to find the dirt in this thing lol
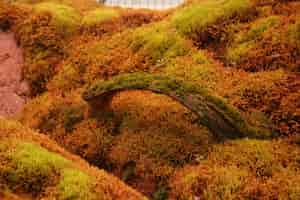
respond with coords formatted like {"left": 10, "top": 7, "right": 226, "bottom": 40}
{"left": 0, "top": 31, "right": 29, "bottom": 118}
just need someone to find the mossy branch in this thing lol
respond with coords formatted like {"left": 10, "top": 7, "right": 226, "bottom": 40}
{"left": 82, "top": 73, "right": 263, "bottom": 139}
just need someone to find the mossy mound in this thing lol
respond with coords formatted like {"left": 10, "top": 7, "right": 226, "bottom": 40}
{"left": 19, "top": 92, "right": 86, "bottom": 137}
{"left": 82, "top": 7, "right": 119, "bottom": 26}
{"left": 169, "top": 138, "right": 300, "bottom": 199}
{"left": 0, "top": 119, "right": 147, "bottom": 199}
{"left": 172, "top": 0, "right": 255, "bottom": 46}
{"left": 225, "top": 15, "right": 300, "bottom": 71}
{"left": 129, "top": 23, "right": 190, "bottom": 65}
{"left": 33, "top": 2, "right": 81, "bottom": 36}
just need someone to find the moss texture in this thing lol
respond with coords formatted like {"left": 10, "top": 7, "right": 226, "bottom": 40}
{"left": 171, "top": 0, "right": 254, "bottom": 44}
{"left": 33, "top": 2, "right": 81, "bottom": 36}
{"left": 129, "top": 23, "right": 190, "bottom": 65}
{"left": 82, "top": 7, "right": 119, "bottom": 26}
{"left": 83, "top": 73, "right": 265, "bottom": 139}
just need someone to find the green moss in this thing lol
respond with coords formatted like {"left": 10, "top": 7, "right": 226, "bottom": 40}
{"left": 203, "top": 167, "right": 248, "bottom": 200}
{"left": 49, "top": 64, "right": 83, "bottom": 91}
{"left": 172, "top": 0, "right": 253, "bottom": 39}
{"left": 130, "top": 23, "right": 190, "bottom": 64}
{"left": 83, "top": 73, "right": 263, "bottom": 139}
{"left": 192, "top": 51, "right": 212, "bottom": 65}
{"left": 237, "top": 16, "right": 282, "bottom": 43}
{"left": 225, "top": 16, "right": 282, "bottom": 65}
{"left": 226, "top": 42, "right": 254, "bottom": 65}
{"left": 3, "top": 142, "right": 69, "bottom": 192}
{"left": 82, "top": 8, "right": 119, "bottom": 26}
{"left": 33, "top": 2, "right": 80, "bottom": 36}
{"left": 288, "top": 17, "right": 300, "bottom": 46}
{"left": 212, "top": 139, "right": 279, "bottom": 177}
{"left": 57, "top": 169, "right": 99, "bottom": 200}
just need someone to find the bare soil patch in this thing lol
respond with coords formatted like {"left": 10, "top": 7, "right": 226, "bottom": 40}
{"left": 0, "top": 31, "right": 29, "bottom": 117}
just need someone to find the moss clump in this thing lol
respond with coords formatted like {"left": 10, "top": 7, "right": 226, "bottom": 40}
{"left": 3, "top": 142, "right": 69, "bottom": 193}
{"left": 130, "top": 23, "right": 190, "bottom": 64}
{"left": 33, "top": 2, "right": 80, "bottom": 36}
{"left": 82, "top": 7, "right": 119, "bottom": 26}
{"left": 192, "top": 51, "right": 213, "bottom": 65}
{"left": 224, "top": 15, "right": 299, "bottom": 71}
{"left": 236, "top": 15, "right": 282, "bottom": 43}
{"left": 57, "top": 169, "right": 99, "bottom": 200}
{"left": 226, "top": 41, "right": 254, "bottom": 65}
{"left": 170, "top": 165, "right": 249, "bottom": 200}
{"left": 288, "top": 17, "right": 300, "bottom": 45}
{"left": 210, "top": 139, "right": 279, "bottom": 177}
{"left": 48, "top": 64, "right": 83, "bottom": 91}
{"left": 171, "top": 0, "right": 254, "bottom": 44}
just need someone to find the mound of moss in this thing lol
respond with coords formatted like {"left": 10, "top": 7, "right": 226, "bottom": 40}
{"left": 0, "top": 119, "right": 147, "bottom": 199}
{"left": 129, "top": 23, "right": 190, "bottom": 65}
{"left": 57, "top": 169, "right": 98, "bottom": 200}
{"left": 82, "top": 7, "right": 119, "bottom": 26}
{"left": 226, "top": 16, "right": 282, "bottom": 65}
{"left": 171, "top": 0, "right": 255, "bottom": 45}
{"left": 170, "top": 138, "right": 300, "bottom": 199}
{"left": 1, "top": 142, "right": 98, "bottom": 199}
{"left": 33, "top": 2, "right": 81, "bottom": 36}
{"left": 225, "top": 15, "right": 299, "bottom": 71}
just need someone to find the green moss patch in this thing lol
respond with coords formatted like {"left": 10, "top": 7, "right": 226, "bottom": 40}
{"left": 2, "top": 142, "right": 69, "bottom": 193}
{"left": 129, "top": 23, "right": 190, "bottom": 64}
{"left": 57, "top": 169, "right": 99, "bottom": 200}
{"left": 171, "top": 0, "right": 254, "bottom": 44}
{"left": 33, "top": 2, "right": 81, "bottom": 36}
{"left": 82, "top": 7, "right": 119, "bottom": 26}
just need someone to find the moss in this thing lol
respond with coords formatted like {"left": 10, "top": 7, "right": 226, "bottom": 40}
{"left": 83, "top": 73, "right": 262, "bottom": 139}
{"left": 48, "top": 64, "right": 83, "bottom": 91}
{"left": 203, "top": 167, "right": 248, "bottom": 200}
{"left": 171, "top": 166, "right": 248, "bottom": 200}
{"left": 57, "top": 168, "right": 99, "bottom": 200}
{"left": 288, "top": 17, "right": 300, "bottom": 45}
{"left": 62, "top": 106, "right": 84, "bottom": 132}
{"left": 82, "top": 7, "right": 119, "bottom": 26}
{"left": 192, "top": 51, "right": 212, "bottom": 65}
{"left": 3, "top": 142, "right": 69, "bottom": 193}
{"left": 211, "top": 139, "right": 279, "bottom": 177}
{"left": 226, "top": 42, "right": 254, "bottom": 65}
{"left": 236, "top": 15, "right": 282, "bottom": 43}
{"left": 228, "top": 16, "right": 282, "bottom": 62}
{"left": 33, "top": 2, "right": 80, "bottom": 36}
{"left": 130, "top": 23, "right": 190, "bottom": 64}
{"left": 171, "top": 0, "right": 254, "bottom": 40}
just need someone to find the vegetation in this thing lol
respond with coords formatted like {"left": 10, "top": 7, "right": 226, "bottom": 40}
{"left": 0, "top": 0, "right": 300, "bottom": 199}
{"left": 33, "top": 2, "right": 81, "bottom": 36}
{"left": 0, "top": 119, "right": 146, "bottom": 199}
{"left": 82, "top": 7, "right": 119, "bottom": 26}
{"left": 172, "top": 0, "right": 255, "bottom": 45}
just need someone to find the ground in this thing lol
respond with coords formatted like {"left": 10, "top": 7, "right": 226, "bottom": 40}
{"left": 0, "top": 0, "right": 299, "bottom": 199}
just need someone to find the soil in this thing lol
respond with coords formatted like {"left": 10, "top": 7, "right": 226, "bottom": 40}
{"left": 0, "top": 31, "right": 29, "bottom": 118}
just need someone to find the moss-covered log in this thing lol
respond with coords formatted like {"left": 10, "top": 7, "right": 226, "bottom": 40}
{"left": 82, "top": 73, "right": 261, "bottom": 139}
